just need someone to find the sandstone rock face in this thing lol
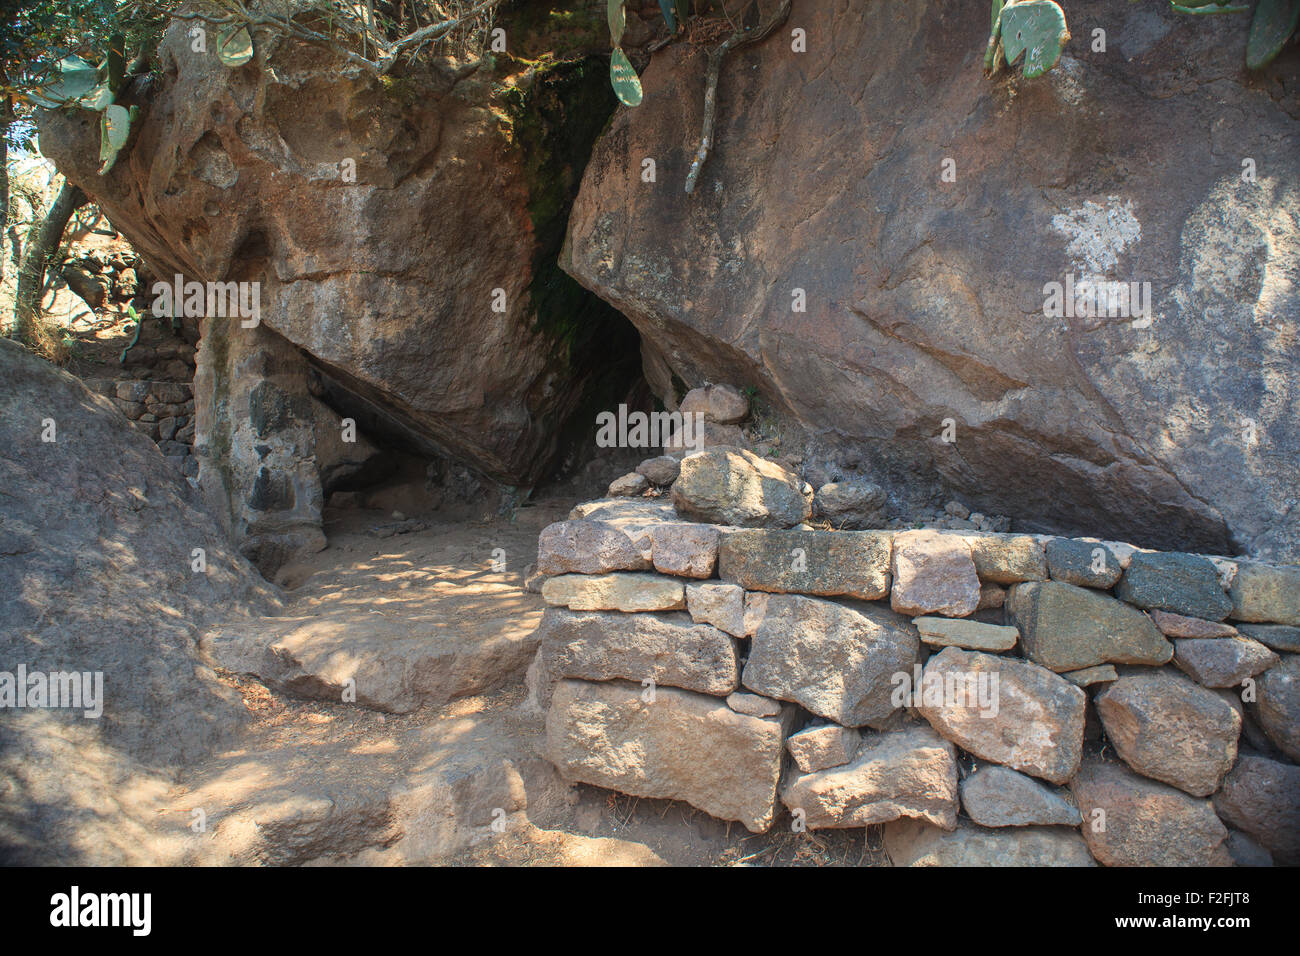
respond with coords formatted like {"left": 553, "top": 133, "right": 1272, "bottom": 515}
{"left": 781, "top": 725, "right": 958, "bottom": 830}
{"left": 718, "top": 529, "right": 892, "bottom": 600}
{"left": 742, "top": 595, "right": 919, "bottom": 728}
{"left": 966, "top": 535, "right": 1048, "bottom": 585}
{"left": 542, "top": 572, "right": 685, "bottom": 612}
{"left": 0, "top": 341, "right": 278, "bottom": 857}
{"left": 537, "top": 520, "right": 650, "bottom": 575}
{"left": 885, "top": 819, "right": 1095, "bottom": 867}
{"left": 1007, "top": 581, "right": 1172, "bottom": 671}
{"left": 39, "top": 16, "right": 635, "bottom": 492}
{"left": 1172, "top": 636, "right": 1279, "bottom": 688}
{"left": 916, "top": 647, "right": 1086, "bottom": 785}
{"left": 536, "top": 609, "right": 740, "bottom": 704}
{"left": 685, "top": 582, "right": 746, "bottom": 636}
{"left": 1251, "top": 653, "right": 1300, "bottom": 761}
{"left": 1212, "top": 754, "right": 1300, "bottom": 866}
{"left": 546, "top": 679, "right": 790, "bottom": 832}
{"left": 1115, "top": 552, "right": 1232, "bottom": 621}
{"left": 890, "top": 530, "right": 980, "bottom": 617}
{"left": 645, "top": 523, "right": 721, "bottom": 578}
{"left": 960, "top": 766, "right": 1082, "bottom": 828}
{"left": 561, "top": 0, "right": 1300, "bottom": 561}
{"left": 1071, "top": 758, "right": 1232, "bottom": 867}
{"left": 671, "top": 449, "right": 811, "bottom": 528}
{"left": 1094, "top": 672, "right": 1240, "bottom": 796}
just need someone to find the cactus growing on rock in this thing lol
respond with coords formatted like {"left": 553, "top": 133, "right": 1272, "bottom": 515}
{"left": 986, "top": 0, "right": 1070, "bottom": 79}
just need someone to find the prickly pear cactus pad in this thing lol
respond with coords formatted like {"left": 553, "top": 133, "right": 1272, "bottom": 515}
{"left": 1247, "top": 0, "right": 1300, "bottom": 68}
{"left": 999, "top": 0, "right": 1070, "bottom": 78}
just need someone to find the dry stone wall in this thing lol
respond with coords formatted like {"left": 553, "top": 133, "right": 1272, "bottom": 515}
{"left": 533, "top": 468, "right": 1300, "bottom": 866}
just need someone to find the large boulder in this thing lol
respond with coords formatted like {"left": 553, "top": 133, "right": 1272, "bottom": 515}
{"left": 38, "top": 10, "right": 637, "bottom": 503}
{"left": 671, "top": 448, "right": 811, "bottom": 527}
{"left": 561, "top": 0, "right": 1300, "bottom": 561}
{"left": 0, "top": 340, "right": 277, "bottom": 861}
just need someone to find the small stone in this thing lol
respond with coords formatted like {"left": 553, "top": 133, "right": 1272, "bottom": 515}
{"left": 814, "top": 479, "right": 887, "bottom": 529}
{"left": 1006, "top": 580, "right": 1172, "bottom": 672}
{"left": 966, "top": 534, "right": 1048, "bottom": 584}
{"left": 679, "top": 383, "right": 749, "bottom": 424}
{"left": 719, "top": 529, "right": 892, "bottom": 600}
{"left": 726, "top": 691, "right": 782, "bottom": 718}
{"left": 1237, "top": 624, "right": 1300, "bottom": 653}
{"left": 1070, "top": 757, "right": 1231, "bottom": 867}
{"left": 1061, "top": 664, "right": 1118, "bottom": 687}
{"left": 537, "top": 520, "right": 650, "bottom": 575}
{"left": 686, "top": 582, "right": 746, "bottom": 637}
{"left": 743, "top": 591, "right": 769, "bottom": 636}
{"left": 608, "top": 472, "right": 650, "bottom": 497}
{"left": 960, "top": 765, "right": 1082, "bottom": 827}
{"left": 645, "top": 523, "right": 721, "bottom": 579}
{"left": 913, "top": 616, "right": 1018, "bottom": 651}
{"left": 977, "top": 583, "right": 1006, "bottom": 610}
{"left": 885, "top": 818, "right": 1095, "bottom": 866}
{"left": 1172, "top": 636, "right": 1280, "bottom": 688}
{"left": 1149, "top": 609, "right": 1239, "bottom": 638}
{"left": 916, "top": 647, "right": 1085, "bottom": 785}
{"left": 1115, "top": 551, "right": 1233, "bottom": 621}
{"left": 1230, "top": 562, "right": 1300, "bottom": 626}
{"left": 1095, "top": 671, "right": 1240, "bottom": 797}
{"left": 780, "top": 725, "right": 958, "bottom": 829}
{"left": 522, "top": 563, "right": 545, "bottom": 593}
{"left": 743, "top": 594, "right": 919, "bottom": 729}
{"left": 1045, "top": 538, "right": 1122, "bottom": 588}
{"left": 1212, "top": 754, "right": 1300, "bottom": 866}
{"left": 1226, "top": 830, "right": 1274, "bottom": 867}
{"left": 635, "top": 456, "right": 681, "bottom": 487}
{"left": 785, "top": 723, "right": 861, "bottom": 773}
{"left": 547, "top": 679, "right": 789, "bottom": 833}
{"left": 890, "top": 530, "right": 980, "bottom": 617}
{"left": 542, "top": 572, "right": 686, "bottom": 612}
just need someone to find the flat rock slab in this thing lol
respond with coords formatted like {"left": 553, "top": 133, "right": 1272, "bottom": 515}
{"left": 914, "top": 616, "right": 1018, "bottom": 651}
{"left": 686, "top": 582, "right": 746, "bottom": 636}
{"left": 965, "top": 534, "right": 1048, "bottom": 584}
{"left": 546, "top": 678, "right": 791, "bottom": 833}
{"left": 542, "top": 572, "right": 685, "bottom": 612}
{"left": 781, "top": 725, "right": 958, "bottom": 830}
{"left": 1238, "top": 624, "right": 1300, "bottom": 653}
{"left": 1172, "top": 636, "right": 1279, "bottom": 688}
{"left": 786, "top": 724, "right": 862, "bottom": 774}
{"left": 718, "top": 529, "right": 892, "bottom": 600}
{"left": 1116, "top": 551, "right": 1232, "bottom": 621}
{"left": 743, "top": 594, "right": 919, "bottom": 729}
{"left": 537, "top": 608, "right": 740, "bottom": 703}
{"left": 536, "top": 519, "right": 651, "bottom": 575}
{"left": 1150, "top": 609, "right": 1238, "bottom": 639}
{"left": 891, "top": 530, "right": 980, "bottom": 617}
{"left": 885, "top": 819, "right": 1095, "bottom": 867}
{"left": 671, "top": 448, "right": 811, "bottom": 528}
{"left": 1070, "top": 757, "right": 1231, "bottom": 867}
{"left": 1062, "top": 664, "right": 1118, "bottom": 687}
{"left": 1230, "top": 562, "right": 1300, "bottom": 626}
{"left": 1212, "top": 754, "right": 1300, "bottom": 866}
{"left": 1251, "top": 653, "right": 1300, "bottom": 761}
{"left": 1095, "top": 671, "right": 1239, "bottom": 797}
{"left": 916, "top": 647, "right": 1085, "bottom": 785}
{"left": 1045, "top": 538, "right": 1122, "bottom": 589}
{"left": 1007, "top": 580, "right": 1172, "bottom": 672}
{"left": 961, "top": 765, "right": 1081, "bottom": 828}
{"left": 726, "top": 692, "right": 782, "bottom": 717}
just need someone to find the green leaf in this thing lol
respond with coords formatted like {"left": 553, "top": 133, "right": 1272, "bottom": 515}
{"left": 658, "top": 0, "right": 678, "bottom": 33}
{"left": 98, "top": 103, "right": 131, "bottom": 175}
{"left": 216, "top": 24, "right": 254, "bottom": 67}
{"left": 107, "top": 32, "right": 126, "bottom": 93}
{"left": 607, "top": 0, "right": 626, "bottom": 46}
{"left": 610, "top": 47, "right": 643, "bottom": 107}
{"left": 1247, "top": 0, "right": 1300, "bottom": 68}
{"left": 81, "top": 81, "right": 114, "bottom": 111}
{"left": 999, "top": 0, "right": 1069, "bottom": 78}
{"left": 29, "top": 55, "right": 98, "bottom": 108}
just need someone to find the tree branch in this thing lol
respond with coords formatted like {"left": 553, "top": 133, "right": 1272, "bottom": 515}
{"left": 684, "top": 0, "right": 790, "bottom": 195}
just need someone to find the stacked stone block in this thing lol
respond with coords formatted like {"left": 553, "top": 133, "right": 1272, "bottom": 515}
{"left": 534, "top": 492, "right": 1300, "bottom": 866}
